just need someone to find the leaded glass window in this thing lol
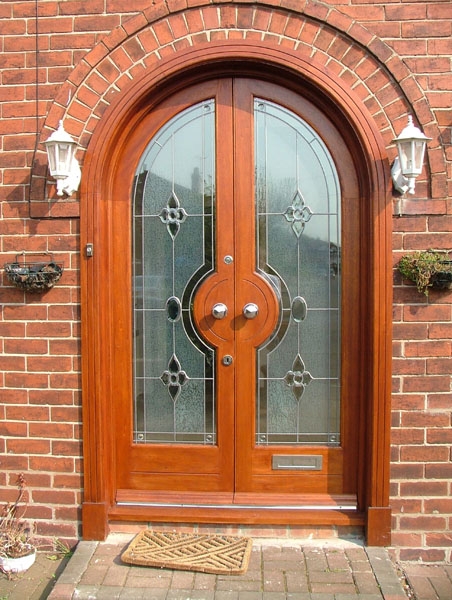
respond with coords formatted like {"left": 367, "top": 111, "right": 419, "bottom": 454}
{"left": 254, "top": 99, "right": 341, "bottom": 446}
{"left": 133, "top": 100, "right": 216, "bottom": 444}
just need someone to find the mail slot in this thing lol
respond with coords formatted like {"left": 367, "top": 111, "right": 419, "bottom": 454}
{"left": 272, "top": 455, "right": 323, "bottom": 471}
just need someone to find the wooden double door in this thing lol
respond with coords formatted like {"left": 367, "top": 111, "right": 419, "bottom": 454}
{"left": 112, "top": 78, "right": 361, "bottom": 512}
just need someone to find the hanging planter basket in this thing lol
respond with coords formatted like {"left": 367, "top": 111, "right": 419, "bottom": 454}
{"left": 430, "top": 261, "right": 452, "bottom": 289}
{"left": 398, "top": 250, "right": 452, "bottom": 295}
{"left": 4, "top": 252, "right": 64, "bottom": 293}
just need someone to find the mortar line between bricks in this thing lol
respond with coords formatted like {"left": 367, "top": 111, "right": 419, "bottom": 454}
{"left": 302, "top": 545, "right": 311, "bottom": 595}
{"left": 282, "top": 549, "right": 289, "bottom": 596}
{"left": 259, "top": 545, "right": 264, "bottom": 593}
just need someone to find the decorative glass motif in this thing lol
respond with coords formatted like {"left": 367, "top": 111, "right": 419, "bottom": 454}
{"left": 284, "top": 190, "right": 313, "bottom": 237}
{"left": 160, "top": 354, "right": 189, "bottom": 401}
{"left": 283, "top": 354, "right": 313, "bottom": 401}
{"left": 166, "top": 296, "right": 181, "bottom": 322}
{"left": 291, "top": 296, "right": 307, "bottom": 322}
{"left": 159, "top": 192, "right": 187, "bottom": 239}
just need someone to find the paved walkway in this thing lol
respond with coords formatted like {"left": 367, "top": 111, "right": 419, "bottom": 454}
{"left": 46, "top": 534, "right": 409, "bottom": 600}
{"left": 2, "top": 534, "right": 452, "bottom": 599}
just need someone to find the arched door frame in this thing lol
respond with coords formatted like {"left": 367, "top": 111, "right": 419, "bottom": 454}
{"left": 80, "top": 41, "right": 392, "bottom": 545}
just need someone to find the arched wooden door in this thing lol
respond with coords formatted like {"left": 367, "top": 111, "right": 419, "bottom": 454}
{"left": 109, "top": 78, "right": 362, "bottom": 513}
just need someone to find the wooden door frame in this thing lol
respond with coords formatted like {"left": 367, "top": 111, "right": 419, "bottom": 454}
{"left": 80, "top": 42, "right": 392, "bottom": 545}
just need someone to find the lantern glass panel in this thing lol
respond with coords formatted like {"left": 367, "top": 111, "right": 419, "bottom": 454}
{"left": 398, "top": 140, "right": 411, "bottom": 174}
{"left": 55, "top": 143, "right": 72, "bottom": 177}
{"left": 398, "top": 139, "right": 424, "bottom": 178}
{"left": 413, "top": 140, "right": 425, "bottom": 174}
{"left": 46, "top": 144, "right": 57, "bottom": 173}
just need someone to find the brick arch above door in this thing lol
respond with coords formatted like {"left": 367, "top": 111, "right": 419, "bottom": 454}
{"left": 37, "top": 0, "right": 445, "bottom": 215}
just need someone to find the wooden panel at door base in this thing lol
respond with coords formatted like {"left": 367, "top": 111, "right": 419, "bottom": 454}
{"left": 240, "top": 447, "right": 345, "bottom": 494}
{"left": 109, "top": 502, "right": 365, "bottom": 527}
{"left": 238, "top": 475, "right": 345, "bottom": 495}
{"left": 124, "top": 473, "right": 234, "bottom": 493}
{"left": 116, "top": 489, "right": 356, "bottom": 507}
{"left": 113, "top": 489, "right": 362, "bottom": 527}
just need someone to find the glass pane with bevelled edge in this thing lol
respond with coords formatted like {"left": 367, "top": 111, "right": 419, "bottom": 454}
{"left": 140, "top": 101, "right": 215, "bottom": 215}
{"left": 174, "top": 318, "right": 207, "bottom": 379}
{"left": 141, "top": 311, "right": 172, "bottom": 378}
{"left": 255, "top": 98, "right": 341, "bottom": 446}
{"left": 261, "top": 380, "right": 340, "bottom": 445}
{"left": 139, "top": 216, "right": 173, "bottom": 310}
{"left": 296, "top": 380, "right": 339, "bottom": 443}
{"left": 264, "top": 314, "right": 297, "bottom": 379}
{"left": 173, "top": 215, "right": 204, "bottom": 299}
{"left": 256, "top": 102, "right": 338, "bottom": 216}
{"left": 300, "top": 136, "right": 339, "bottom": 214}
{"left": 144, "top": 377, "right": 176, "bottom": 438}
{"left": 133, "top": 100, "right": 216, "bottom": 444}
{"left": 266, "top": 380, "right": 299, "bottom": 436}
{"left": 175, "top": 380, "right": 209, "bottom": 436}
{"left": 264, "top": 213, "right": 300, "bottom": 293}
{"left": 134, "top": 376, "right": 145, "bottom": 436}
{"left": 298, "top": 309, "right": 340, "bottom": 379}
{"left": 298, "top": 215, "right": 340, "bottom": 310}
{"left": 143, "top": 170, "right": 173, "bottom": 216}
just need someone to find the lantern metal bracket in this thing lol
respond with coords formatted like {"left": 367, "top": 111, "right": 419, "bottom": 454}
{"left": 58, "top": 158, "right": 81, "bottom": 197}
{"left": 391, "top": 156, "right": 409, "bottom": 195}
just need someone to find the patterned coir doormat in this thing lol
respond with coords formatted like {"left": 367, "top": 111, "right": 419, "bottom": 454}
{"left": 121, "top": 530, "right": 253, "bottom": 575}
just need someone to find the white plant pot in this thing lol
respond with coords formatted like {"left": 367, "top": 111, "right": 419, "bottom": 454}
{"left": 0, "top": 549, "right": 36, "bottom": 573}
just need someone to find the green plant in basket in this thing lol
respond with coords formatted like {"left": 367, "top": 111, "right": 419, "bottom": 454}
{"left": 398, "top": 250, "right": 452, "bottom": 295}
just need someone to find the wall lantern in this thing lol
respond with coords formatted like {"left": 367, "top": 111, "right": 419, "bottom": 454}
{"left": 43, "top": 121, "right": 81, "bottom": 197}
{"left": 391, "top": 115, "right": 431, "bottom": 195}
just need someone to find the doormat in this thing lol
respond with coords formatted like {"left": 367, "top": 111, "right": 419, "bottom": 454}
{"left": 121, "top": 530, "right": 253, "bottom": 575}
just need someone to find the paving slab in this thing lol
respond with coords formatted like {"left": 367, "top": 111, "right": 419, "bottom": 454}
{"left": 400, "top": 562, "right": 452, "bottom": 600}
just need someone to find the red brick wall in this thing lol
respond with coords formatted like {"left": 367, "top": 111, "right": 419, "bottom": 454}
{"left": 393, "top": 214, "right": 452, "bottom": 561}
{"left": 1, "top": 0, "right": 451, "bottom": 561}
